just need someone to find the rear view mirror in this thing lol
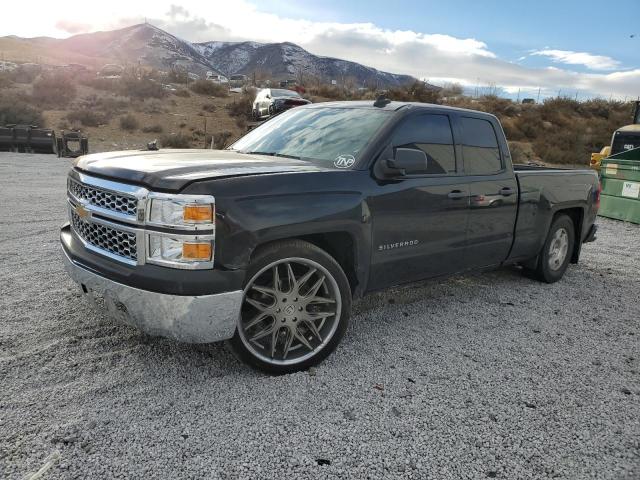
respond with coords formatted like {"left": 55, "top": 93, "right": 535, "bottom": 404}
{"left": 387, "top": 148, "right": 428, "bottom": 174}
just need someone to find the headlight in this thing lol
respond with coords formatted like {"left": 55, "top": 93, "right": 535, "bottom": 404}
{"left": 145, "top": 194, "right": 215, "bottom": 269}
{"left": 147, "top": 234, "right": 213, "bottom": 269}
{"left": 148, "top": 197, "right": 214, "bottom": 228}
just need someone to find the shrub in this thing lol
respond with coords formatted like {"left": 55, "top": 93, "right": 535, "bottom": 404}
{"left": 160, "top": 133, "right": 191, "bottom": 148}
{"left": 477, "top": 95, "right": 518, "bottom": 117}
{"left": 386, "top": 81, "right": 442, "bottom": 104}
{"left": 142, "top": 124, "right": 163, "bottom": 133}
{"left": 0, "top": 73, "right": 13, "bottom": 89}
{"left": 235, "top": 116, "right": 247, "bottom": 130}
{"left": 202, "top": 103, "right": 217, "bottom": 113}
{"left": 173, "top": 88, "right": 190, "bottom": 97}
{"left": 532, "top": 126, "right": 587, "bottom": 165}
{"left": 65, "top": 109, "right": 106, "bottom": 127}
{"left": 10, "top": 65, "right": 41, "bottom": 84}
{"left": 226, "top": 88, "right": 255, "bottom": 118}
{"left": 136, "top": 100, "right": 166, "bottom": 114}
{"left": 119, "top": 114, "right": 139, "bottom": 131}
{"left": 0, "top": 96, "right": 44, "bottom": 126}
{"left": 509, "top": 141, "right": 541, "bottom": 164}
{"left": 189, "top": 80, "right": 228, "bottom": 97}
{"left": 78, "top": 95, "right": 127, "bottom": 118}
{"left": 212, "top": 131, "right": 233, "bottom": 149}
{"left": 119, "top": 75, "right": 165, "bottom": 100}
{"left": 31, "top": 72, "right": 76, "bottom": 107}
{"left": 167, "top": 69, "right": 189, "bottom": 84}
{"left": 442, "top": 82, "right": 464, "bottom": 97}
{"left": 80, "top": 76, "right": 119, "bottom": 92}
{"left": 308, "top": 84, "right": 346, "bottom": 100}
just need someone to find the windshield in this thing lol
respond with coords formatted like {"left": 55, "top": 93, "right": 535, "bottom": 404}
{"left": 229, "top": 107, "right": 393, "bottom": 165}
{"left": 271, "top": 89, "right": 299, "bottom": 97}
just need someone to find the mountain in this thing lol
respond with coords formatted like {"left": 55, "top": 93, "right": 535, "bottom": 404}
{"left": 0, "top": 23, "right": 416, "bottom": 87}
{"left": 56, "top": 24, "right": 222, "bottom": 76}
{"left": 195, "top": 40, "right": 415, "bottom": 87}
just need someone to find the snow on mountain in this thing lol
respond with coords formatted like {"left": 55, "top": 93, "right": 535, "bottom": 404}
{"left": 195, "top": 40, "right": 415, "bottom": 87}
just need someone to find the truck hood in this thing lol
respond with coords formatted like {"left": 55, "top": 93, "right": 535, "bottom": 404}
{"left": 74, "top": 149, "right": 333, "bottom": 191}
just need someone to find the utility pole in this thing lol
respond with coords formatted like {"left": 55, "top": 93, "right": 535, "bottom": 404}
{"left": 537, "top": 87, "right": 541, "bottom": 103}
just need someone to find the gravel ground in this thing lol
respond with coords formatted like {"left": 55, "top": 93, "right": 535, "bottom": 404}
{"left": 1, "top": 153, "right": 639, "bottom": 480}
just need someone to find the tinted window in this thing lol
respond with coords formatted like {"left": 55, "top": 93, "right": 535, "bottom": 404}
{"left": 392, "top": 114, "right": 456, "bottom": 174}
{"left": 460, "top": 117, "right": 502, "bottom": 175}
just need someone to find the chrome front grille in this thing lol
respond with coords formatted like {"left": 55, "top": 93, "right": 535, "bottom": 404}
{"left": 68, "top": 178, "right": 138, "bottom": 217}
{"left": 71, "top": 211, "right": 137, "bottom": 262}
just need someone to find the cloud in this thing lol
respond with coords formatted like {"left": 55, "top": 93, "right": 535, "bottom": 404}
{"left": 301, "top": 27, "right": 639, "bottom": 98}
{"left": 530, "top": 49, "right": 621, "bottom": 70}
{"left": 54, "top": 20, "right": 92, "bottom": 35}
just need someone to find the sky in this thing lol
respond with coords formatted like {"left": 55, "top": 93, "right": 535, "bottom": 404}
{"left": 1, "top": 0, "right": 639, "bottom": 99}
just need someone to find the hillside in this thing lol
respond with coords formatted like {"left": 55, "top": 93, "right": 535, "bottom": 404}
{"left": 56, "top": 24, "right": 221, "bottom": 76}
{"left": 0, "top": 23, "right": 415, "bottom": 87}
{"left": 195, "top": 40, "right": 415, "bottom": 87}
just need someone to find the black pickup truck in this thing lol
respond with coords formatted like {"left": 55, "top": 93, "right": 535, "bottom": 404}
{"left": 61, "top": 100, "right": 599, "bottom": 373}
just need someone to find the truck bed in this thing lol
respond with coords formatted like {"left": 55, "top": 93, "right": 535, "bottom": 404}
{"left": 508, "top": 164, "right": 599, "bottom": 262}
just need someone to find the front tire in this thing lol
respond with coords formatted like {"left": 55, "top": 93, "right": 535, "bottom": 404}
{"left": 229, "top": 240, "right": 351, "bottom": 374}
{"left": 529, "top": 214, "right": 575, "bottom": 283}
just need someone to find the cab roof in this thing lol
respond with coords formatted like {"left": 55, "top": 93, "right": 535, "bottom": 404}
{"left": 305, "top": 100, "right": 496, "bottom": 117}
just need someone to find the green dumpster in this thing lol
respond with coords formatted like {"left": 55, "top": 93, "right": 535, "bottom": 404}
{"left": 599, "top": 146, "right": 640, "bottom": 223}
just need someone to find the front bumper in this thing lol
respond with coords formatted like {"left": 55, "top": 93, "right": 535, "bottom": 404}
{"left": 62, "top": 247, "right": 242, "bottom": 344}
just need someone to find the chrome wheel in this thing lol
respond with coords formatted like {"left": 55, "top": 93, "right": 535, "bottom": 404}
{"left": 548, "top": 227, "right": 569, "bottom": 271}
{"left": 239, "top": 257, "right": 342, "bottom": 366}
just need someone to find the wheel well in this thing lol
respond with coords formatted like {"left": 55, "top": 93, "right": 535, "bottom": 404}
{"left": 251, "top": 233, "right": 359, "bottom": 295}
{"left": 298, "top": 233, "right": 358, "bottom": 294}
{"left": 555, "top": 207, "right": 583, "bottom": 263}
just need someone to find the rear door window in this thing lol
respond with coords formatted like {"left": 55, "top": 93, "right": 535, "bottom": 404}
{"left": 460, "top": 117, "right": 502, "bottom": 175}
{"left": 392, "top": 114, "right": 456, "bottom": 174}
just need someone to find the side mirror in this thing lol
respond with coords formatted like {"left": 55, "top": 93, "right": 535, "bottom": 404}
{"left": 265, "top": 94, "right": 271, "bottom": 99}
{"left": 387, "top": 148, "right": 428, "bottom": 175}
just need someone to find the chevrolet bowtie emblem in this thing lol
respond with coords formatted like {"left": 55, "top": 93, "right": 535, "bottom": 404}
{"left": 75, "top": 203, "right": 90, "bottom": 220}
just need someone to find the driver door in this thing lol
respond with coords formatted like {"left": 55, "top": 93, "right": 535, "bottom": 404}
{"left": 368, "top": 112, "right": 469, "bottom": 290}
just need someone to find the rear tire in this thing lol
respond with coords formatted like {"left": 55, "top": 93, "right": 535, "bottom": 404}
{"left": 527, "top": 214, "right": 575, "bottom": 283}
{"left": 228, "top": 240, "right": 351, "bottom": 374}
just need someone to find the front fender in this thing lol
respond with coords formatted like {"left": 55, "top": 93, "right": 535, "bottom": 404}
{"left": 217, "top": 190, "right": 370, "bottom": 273}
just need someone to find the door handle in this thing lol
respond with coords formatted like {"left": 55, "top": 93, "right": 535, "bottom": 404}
{"left": 499, "top": 187, "right": 515, "bottom": 196}
{"left": 448, "top": 190, "right": 467, "bottom": 199}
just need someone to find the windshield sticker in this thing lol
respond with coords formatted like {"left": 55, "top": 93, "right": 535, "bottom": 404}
{"left": 334, "top": 154, "right": 355, "bottom": 169}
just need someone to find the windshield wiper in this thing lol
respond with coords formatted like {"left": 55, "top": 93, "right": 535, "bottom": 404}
{"left": 243, "top": 151, "right": 302, "bottom": 160}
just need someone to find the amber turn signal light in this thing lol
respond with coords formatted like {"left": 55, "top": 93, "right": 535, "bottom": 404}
{"left": 183, "top": 204, "right": 213, "bottom": 223}
{"left": 182, "top": 242, "right": 212, "bottom": 261}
